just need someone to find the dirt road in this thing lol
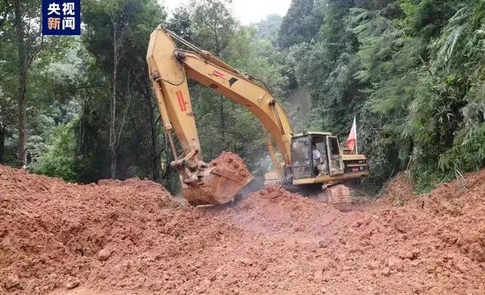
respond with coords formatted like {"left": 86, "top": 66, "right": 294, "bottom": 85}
{"left": 1, "top": 164, "right": 484, "bottom": 295}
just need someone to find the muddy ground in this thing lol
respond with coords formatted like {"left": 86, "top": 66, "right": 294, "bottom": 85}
{"left": 1, "top": 160, "right": 484, "bottom": 295}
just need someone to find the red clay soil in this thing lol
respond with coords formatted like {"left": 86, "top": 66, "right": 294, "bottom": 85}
{"left": 1, "top": 164, "right": 485, "bottom": 295}
{"left": 209, "top": 151, "right": 251, "bottom": 179}
{"left": 379, "top": 171, "right": 416, "bottom": 205}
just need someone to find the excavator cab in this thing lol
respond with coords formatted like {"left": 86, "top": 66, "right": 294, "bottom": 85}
{"left": 290, "top": 132, "right": 344, "bottom": 180}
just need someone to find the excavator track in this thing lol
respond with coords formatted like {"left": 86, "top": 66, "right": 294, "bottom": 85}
{"left": 325, "top": 184, "right": 352, "bottom": 212}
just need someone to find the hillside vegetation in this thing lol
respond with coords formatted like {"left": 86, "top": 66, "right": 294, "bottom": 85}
{"left": 1, "top": 0, "right": 484, "bottom": 194}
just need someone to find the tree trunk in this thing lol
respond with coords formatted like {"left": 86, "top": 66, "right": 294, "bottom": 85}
{"left": 110, "top": 22, "right": 118, "bottom": 179}
{"left": 220, "top": 95, "right": 224, "bottom": 151}
{"left": 110, "top": 149, "right": 116, "bottom": 178}
{"left": 0, "top": 126, "right": 5, "bottom": 164}
{"left": 13, "top": 0, "right": 27, "bottom": 168}
{"left": 149, "top": 103, "right": 159, "bottom": 181}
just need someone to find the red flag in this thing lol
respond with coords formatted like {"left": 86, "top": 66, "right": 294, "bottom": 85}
{"left": 346, "top": 116, "right": 357, "bottom": 154}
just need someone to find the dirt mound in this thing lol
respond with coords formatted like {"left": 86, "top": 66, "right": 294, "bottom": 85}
{"left": 409, "top": 169, "right": 485, "bottom": 263}
{"left": 0, "top": 165, "right": 179, "bottom": 294}
{"left": 210, "top": 151, "right": 251, "bottom": 179}
{"left": 1, "top": 164, "right": 485, "bottom": 295}
{"left": 380, "top": 171, "right": 415, "bottom": 205}
{"left": 222, "top": 185, "right": 339, "bottom": 235}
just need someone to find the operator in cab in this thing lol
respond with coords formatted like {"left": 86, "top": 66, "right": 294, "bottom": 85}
{"left": 311, "top": 142, "right": 322, "bottom": 175}
{"left": 312, "top": 141, "right": 329, "bottom": 176}
{"left": 311, "top": 142, "right": 321, "bottom": 162}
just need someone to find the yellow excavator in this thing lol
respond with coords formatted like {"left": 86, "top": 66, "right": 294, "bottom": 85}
{"left": 146, "top": 25, "right": 369, "bottom": 208}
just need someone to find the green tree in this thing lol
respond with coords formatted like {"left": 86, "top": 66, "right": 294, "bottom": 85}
{"left": 252, "top": 14, "right": 282, "bottom": 45}
{"left": 0, "top": 0, "right": 72, "bottom": 168}
{"left": 30, "top": 118, "right": 79, "bottom": 181}
{"left": 277, "top": 0, "right": 322, "bottom": 49}
{"left": 78, "top": 0, "right": 169, "bottom": 183}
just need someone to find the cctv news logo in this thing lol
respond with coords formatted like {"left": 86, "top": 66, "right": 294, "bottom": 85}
{"left": 42, "top": 0, "right": 81, "bottom": 35}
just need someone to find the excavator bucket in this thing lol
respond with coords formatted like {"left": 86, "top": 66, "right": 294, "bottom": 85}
{"left": 182, "top": 168, "right": 253, "bottom": 206}
{"left": 181, "top": 152, "right": 254, "bottom": 206}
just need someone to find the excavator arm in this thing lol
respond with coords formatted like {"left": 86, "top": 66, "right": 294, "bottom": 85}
{"left": 146, "top": 26, "right": 293, "bottom": 205}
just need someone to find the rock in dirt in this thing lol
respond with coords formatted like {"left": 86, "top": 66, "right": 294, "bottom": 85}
{"left": 4, "top": 274, "right": 20, "bottom": 290}
{"left": 65, "top": 278, "right": 80, "bottom": 290}
{"left": 97, "top": 249, "right": 112, "bottom": 261}
{"left": 398, "top": 250, "right": 414, "bottom": 260}
{"left": 367, "top": 261, "right": 380, "bottom": 270}
{"left": 313, "top": 269, "right": 323, "bottom": 282}
{"left": 387, "top": 257, "right": 403, "bottom": 271}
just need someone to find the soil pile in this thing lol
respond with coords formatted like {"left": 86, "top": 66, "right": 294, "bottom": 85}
{"left": 223, "top": 185, "right": 339, "bottom": 235}
{"left": 0, "top": 166, "right": 179, "bottom": 294}
{"left": 380, "top": 171, "right": 415, "bottom": 205}
{"left": 1, "top": 164, "right": 485, "bottom": 295}
{"left": 210, "top": 151, "right": 251, "bottom": 179}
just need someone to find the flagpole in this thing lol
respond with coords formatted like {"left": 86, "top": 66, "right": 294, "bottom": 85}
{"left": 345, "top": 115, "right": 358, "bottom": 154}
{"left": 354, "top": 116, "right": 358, "bottom": 155}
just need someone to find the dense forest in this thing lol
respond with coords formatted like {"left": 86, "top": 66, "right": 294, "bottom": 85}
{"left": 0, "top": 0, "right": 484, "bottom": 194}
